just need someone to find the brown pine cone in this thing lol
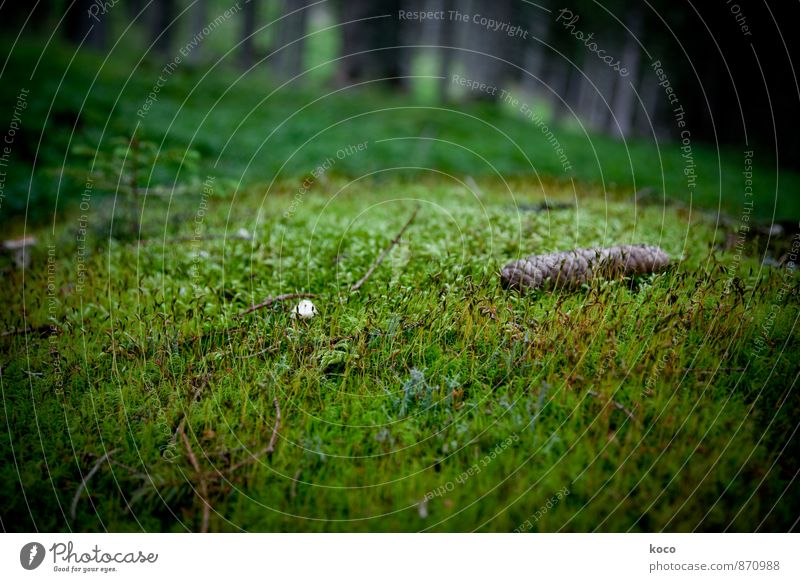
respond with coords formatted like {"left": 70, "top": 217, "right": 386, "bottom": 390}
{"left": 500, "top": 244, "right": 670, "bottom": 291}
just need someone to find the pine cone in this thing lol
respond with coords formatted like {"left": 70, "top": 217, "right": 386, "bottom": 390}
{"left": 500, "top": 244, "right": 670, "bottom": 291}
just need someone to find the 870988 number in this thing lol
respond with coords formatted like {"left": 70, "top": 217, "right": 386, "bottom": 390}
{"left": 736, "top": 561, "right": 780, "bottom": 571}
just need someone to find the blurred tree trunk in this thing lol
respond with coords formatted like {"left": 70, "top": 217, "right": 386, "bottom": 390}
{"left": 337, "top": 2, "right": 372, "bottom": 85}
{"left": 540, "top": 0, "right": 574, "bottom": 116}
{"left": 607, "top": 7, "right": 643, "bottom": 138}
{"left": 521, "top": 1, "right": 550, "bottom": 95}
{"left": 576, "top": 61, "right": 609, "bottom": 131}
{"left": 151, "top": 0, "right": 176, "bottom": 58}
{"left": 380, "top": 0, "right": 411, "bottom": 91}
{"left": 417, "top": 0, "right": 452, "bottom": 100}
{"left": 65, "top": 0, "right": 107, "bottom": 50}
{"left": 240, "top": 0, "right": 258, "bottom": 69}
{"left": 438, "top": 5, "right": 457, "bottom": 101}
{"left": 554, "top": 64, "right": 581, "bottom": 120}
{"left": 2, "top": 1, "right": 52, "bottom": 33}
{"left": 462, "top": 0, "right": 513, "bottom": 101}
{"left": 336, "top": 0, "right": 409, "bottom": 90}
{"left": 127, "top": 0, "right": 146, "bottom": 20}
{"left": 575, "top": 56, "right": 594, "bottom": 125}
{"left": 188, "top": 0, "right": 209, "bottom": 63}
{"left": 633, "top": 69, "right": 663, "bottom": 137}
{"left": 587, "top": 55, "right": 618, "bottom": 131}
{"left": 542, "top": 60, "right": 567, "bottom": 119}
{"left": 275, "top": 0, "right": 309, "bottom": 80}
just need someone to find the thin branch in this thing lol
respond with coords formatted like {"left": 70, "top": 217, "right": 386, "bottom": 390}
{"left": 1, "top": 325, "right": 57, "bottom": 337}
{"left": 610, "top": 400, "right": 637, "bottom": 423}
{"left": 70, "top": 449, "right": 119, "bottom": 520}
{"left": 587, "top": 390, "right": 637, "bottom": 423}
{"left": 684, "top": 367, "right": 745, "bottom": 375}
{"left": 178, "top": 422, "right": 211, "bottom": 533}
{"left": 268, "top": 396, "right": 281, "bottom": 453}
{"left": 1, "top": 327, "right": 32, "bottom": 337}
{"left": 350, "top": 206, "right": 420, "bottom": 292}
{"left": 327, "top": 318, "right": 425, "bottom": 345}
{"left": 290, "top": 466, "right": 302, "bottom": 500}
{"left": 465, "top": 175, "right": 485, "bottom": 199}
{"left": 109, "top": 459, "right": 151, "bottom": 481}
{"left": 237, "top": 292, "right": 317, "bottom": 317}
{"left": 227, "top": 397, "right": 282, "bottom": 473}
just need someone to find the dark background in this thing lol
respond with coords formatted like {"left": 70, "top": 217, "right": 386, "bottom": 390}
{"left": 0, "top": 0, "right": 798, "bottom": 223}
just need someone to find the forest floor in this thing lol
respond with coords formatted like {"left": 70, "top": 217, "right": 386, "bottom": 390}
{"left": 2, "top": 175, "right": 799, "bottom": 531}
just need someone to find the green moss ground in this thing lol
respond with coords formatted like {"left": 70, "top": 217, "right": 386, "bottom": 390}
{"left": 2, "top": 176, "right": 798, "bottom": 531}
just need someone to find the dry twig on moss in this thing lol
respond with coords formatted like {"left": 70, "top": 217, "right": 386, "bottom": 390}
{"left": 226, "top": 397, "right": 281, "bottom": 473}
{"left": 70, "top": 449, "right": 119, "bottom": 520}
{"left": 350, "top": 206, "right": 420, "bottom": 292}
{"left": 237, "top": 292, "right": 317, "bottom": 317}
{"left": 178, "top": 421, "right": 211, "bottom": 533}
{"left": 587, "top": 390, "right": 638, "bottom": 423}
{"left": 501, "top": 244, "right": 670, "bottom": 292}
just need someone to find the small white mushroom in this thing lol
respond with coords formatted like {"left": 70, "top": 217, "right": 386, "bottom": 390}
{"left": 418, "top": 498, "right": 429, "bottom": 519}
{"left": 2, "top": 236, "right": 36, "bottom": 269}
{"left": 292, "top": 299, "right": 318, "bottom": 319}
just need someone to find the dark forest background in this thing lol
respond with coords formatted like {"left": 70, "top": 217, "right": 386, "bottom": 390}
{"left": 1, "top": 0, "right": 798, "bottom": 223}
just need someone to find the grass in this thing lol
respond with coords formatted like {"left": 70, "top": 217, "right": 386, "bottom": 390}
{"left": 2, "top": 175, "right": 798, "bottom": 532}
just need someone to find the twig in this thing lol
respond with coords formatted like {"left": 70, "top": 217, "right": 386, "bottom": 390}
{"left": 1, "top": 327, "right": 32, "bottom": 337}
{"left": 350, "top": 206, "right": 420, "bottom": 292}
{"left": 684, "top": 367, "right": 745, "bottom": 375}
{"left": 587, "top": 390, "right": 637, "bottom": 423}
{"left": 109, "top": 459, "right": 151, "bottom": 481}
{"left": 227, "top": 397, "right": 282, "bottom": 473}
{"left": 237, "top": 292, "right": 317, "bottom": 317}
{"left": 269, "top": 396, "right": 281, "bottom": 452}
{"left": 465, "top": 175, "right": 485, "bottom": 198}
{"left": 327, "top": 318, "right": 425, "bottom": 345}
{"left": 70, "top": 449, "right": 119, "bottom": 520}
{"left": 178, "top": 421, "right": 211, "bottom": 533}
{"left": 234, "top": 346, "right": 278, "bottom": 359}
{"left": 290, "top": 466, "right": 302, "bottom": 500}
{"left": 1, "top": 325, "right": 57, "bottom": 337}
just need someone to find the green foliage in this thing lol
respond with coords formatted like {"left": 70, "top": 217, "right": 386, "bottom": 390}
{"left": 67, "top": 136, "right": 201, "bottom": 198}
{"left": 52, "top": 135, "right": 203, "bottom": 241}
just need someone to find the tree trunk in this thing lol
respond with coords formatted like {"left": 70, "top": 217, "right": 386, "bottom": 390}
{"left": 151, "top": 0, "right": 176, "bottom": 58}
{"left": 435, "top": 0, "right": 455, "bottom": 101}
{"left": 416, "top": 0, "right": 448, "bottom": 94}
{"left": 336, "top": 1, "right": 372, "bottom": 85}
{"left": 1, "top": 2, "right": 52, "bottom": 34}
{"left": 188, "top": 0, "right": 209, "bottom": 63}
{"left": 575, "top": 55, "right": 595, "bottom": 125}
{"left": 607, "top": 8, "right": 643, "bottom": 138}
{"left": 240, "top": 0, "right": 258, "bottom": 69}
{"left": 461, "top": 0, "right": 513, "bottom": 101}
{"left": 65, "top": 0, "right": 106, "bottom": 50}
{"left": 127, "top": 0, "right": 146, "bottom": 21}
{"left": 633, "top": 67, "right": 663, "bottom": 137}
{"left": 589, "top": 57, "right": 618, "bottom": 131}
{"left": 555, "top": 64, "right": 582, "bottom": 121}
{"left": 336, "top": 0, "right": 409, "bottom": 90}
{"left": 275, "top": 0, "right": 309, "bottom": 80}
{"left": 521, "top": 3, "right": 550, "bottom": 94}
